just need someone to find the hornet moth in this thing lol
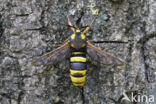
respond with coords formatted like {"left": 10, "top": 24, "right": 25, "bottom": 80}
{"left": 32, "top": 14, "right": 125, "bottom": 88}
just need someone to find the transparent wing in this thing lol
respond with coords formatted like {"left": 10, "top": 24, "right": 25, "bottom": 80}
{"left": 87, "top": 41, "right": 125, "bottom": 66}
{"left": 32, "top": 41, "right": 71, "bottom": 66}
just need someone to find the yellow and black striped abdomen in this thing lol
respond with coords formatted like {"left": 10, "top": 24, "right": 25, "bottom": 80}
{"left": 70, "top": 51, "right": 87, "bottom": 87}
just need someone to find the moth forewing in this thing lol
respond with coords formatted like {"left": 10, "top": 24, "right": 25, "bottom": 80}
{"left": 32, "top": 41, "right": 71, "bottom": 66}
{"left": 86, "top": 41, "right": 125, "bottom": 66}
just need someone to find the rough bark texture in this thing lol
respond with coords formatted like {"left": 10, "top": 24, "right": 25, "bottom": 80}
{"left": 0, "top": 0, "right": 156, "bottom": 104}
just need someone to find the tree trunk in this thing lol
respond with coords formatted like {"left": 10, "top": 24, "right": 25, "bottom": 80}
{"left": 0, "top": 0, "right": 156, "bottom": 104}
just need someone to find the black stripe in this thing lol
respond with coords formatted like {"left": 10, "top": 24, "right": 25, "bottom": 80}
{"left": 73, "top": 82, "right": 84, "bottom": 84}
{"left": 72, "top": 73, "right": 84, "bottom": 77}
{"left": 71, "top": 54, "right": 86, "bottom": 57}
{"left": 70, "top": 62, "right": 86, "bottom": 70}
{"left": 71, "top": 47, "right": 86, "bottom": 52}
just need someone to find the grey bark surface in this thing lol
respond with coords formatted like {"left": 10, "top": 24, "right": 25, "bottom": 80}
{"left": 0, "top": 0, "right": 156, "bottom": 104}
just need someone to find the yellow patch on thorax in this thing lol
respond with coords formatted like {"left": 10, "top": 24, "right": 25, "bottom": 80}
{"left": 82, "top": 43, "right": 86, "bottom": 47}
{"left": 71, "top": 43, "right": 74, "bottom": 47}
{"left": 76, "top": 29, "right": 80, "bottom": 32}
{"left": 81, "top": 34, "right": 85, "bottom": 39}
{"left": 71, "top": 34, "right": 75, "bottom": 39}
